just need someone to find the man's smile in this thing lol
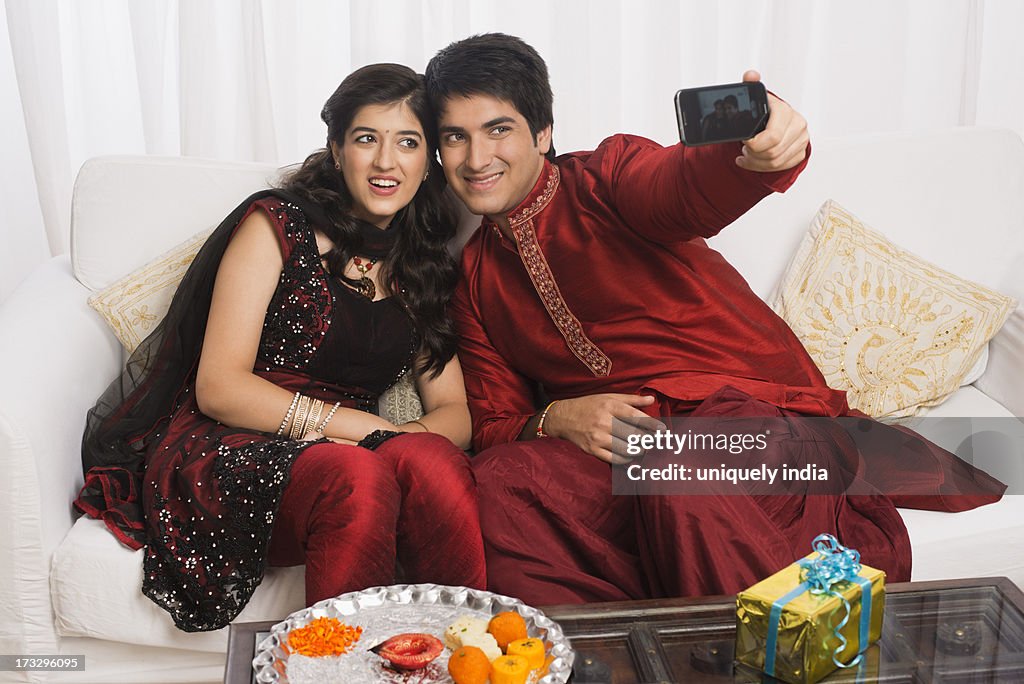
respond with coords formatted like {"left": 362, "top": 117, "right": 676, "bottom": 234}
{"left": 464, "top": 171, "right": 504, "bottom": 191}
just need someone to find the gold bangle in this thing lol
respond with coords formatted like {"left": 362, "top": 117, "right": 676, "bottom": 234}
{"left": 410, "top": 419, "right": 429, "bottom": 433}
{"left": 303, "top": 399, "right": 324, "bottom": 437}
{"left": 290, "top": 395, "right": 311, "bottom": 440}
{"left": 536, "top": 400, "right": 557, "bottom": 438}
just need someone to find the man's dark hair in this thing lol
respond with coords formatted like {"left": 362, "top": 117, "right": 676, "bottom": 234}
{"left": 723, "top": 95, "right": 739, "bottom": 107}
{"left": 425, "top": 33, "right": 556, "bottom": 160}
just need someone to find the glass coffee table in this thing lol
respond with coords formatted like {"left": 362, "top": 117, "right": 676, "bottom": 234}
{"left": 225, "top": 577, "right": 1024, "bottom": 683}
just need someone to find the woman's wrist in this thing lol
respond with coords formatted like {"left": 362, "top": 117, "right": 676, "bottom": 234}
{"left": 399, "top": 419, "right": 430, "bottom": 433}
{"left": 316, "top": 411, "right": 396, "bottom": 441}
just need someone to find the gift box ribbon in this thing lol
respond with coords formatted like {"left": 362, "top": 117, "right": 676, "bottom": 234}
{"left": 764, "top": 534, "right": 872, "bottom": 676}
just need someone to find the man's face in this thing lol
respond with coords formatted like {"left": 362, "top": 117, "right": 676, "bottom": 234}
{"left": 437, "top": 94, "right": 551, "bottom": 221}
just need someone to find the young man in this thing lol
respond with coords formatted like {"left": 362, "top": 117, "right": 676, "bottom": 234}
{"left": 424, "top": 33, "right": 1003, "bottom": 605}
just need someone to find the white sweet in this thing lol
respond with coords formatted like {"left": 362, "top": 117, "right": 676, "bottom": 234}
{"left": 444, "top": 615, "right": 489, "bottom": 650}
{"left": 460, "top": 632, "right": 502, "bottom": 662}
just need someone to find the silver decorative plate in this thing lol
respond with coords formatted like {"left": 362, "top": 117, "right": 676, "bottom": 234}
{"left": 253, "top": 584, "right": 575, "bottom": 683}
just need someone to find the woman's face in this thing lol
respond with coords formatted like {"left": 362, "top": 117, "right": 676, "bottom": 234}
{"left": 332, "top": 101, "right": 429, "bottom": 228}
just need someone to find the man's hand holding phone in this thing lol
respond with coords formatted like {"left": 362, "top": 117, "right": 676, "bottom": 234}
{"left": 675, "top": 69, "right": 808, "bottom": 173}
{"left": 735, "top": 70, "right": 809, "bottom": 173}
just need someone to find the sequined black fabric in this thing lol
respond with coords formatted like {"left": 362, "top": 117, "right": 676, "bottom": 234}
{"left": 257, "top": 201, "right": 331, "bottom": 372}
{"left": 144, "top": 438, "right": 307, "bottom": 631}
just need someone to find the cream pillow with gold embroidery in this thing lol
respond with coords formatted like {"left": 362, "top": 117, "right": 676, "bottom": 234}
{"left": 772, "top": 200, "right": 1016, "bottom": 419}
{"left": 88, "top": 228, "right": 214, "bottom": 353}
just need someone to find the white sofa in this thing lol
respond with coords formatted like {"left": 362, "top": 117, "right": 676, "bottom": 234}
{"left": 1, "top": 127, "right": 1022, "bottom": 683}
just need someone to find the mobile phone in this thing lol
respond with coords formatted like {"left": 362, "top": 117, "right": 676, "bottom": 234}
{"left": 675, "top": 81, "right": 769, "bottom": 146}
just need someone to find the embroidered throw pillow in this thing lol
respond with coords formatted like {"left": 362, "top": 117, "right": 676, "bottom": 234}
{"left": 772, "top": 200, "right": 1017, "bottom": 419}
{"left": 379, "top": 370, "right": 425, "bottom": 424}
{"left": 88, "top": 228, "right": 214, "bottom": 353}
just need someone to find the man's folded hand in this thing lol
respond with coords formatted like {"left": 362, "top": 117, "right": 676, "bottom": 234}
{"left": 544, "top": 393, "right": 666, "bottom": 465}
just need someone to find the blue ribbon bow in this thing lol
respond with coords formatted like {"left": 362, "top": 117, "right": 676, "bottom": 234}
{"left": 764, "top": 534, "right": 872, "bottom": 676}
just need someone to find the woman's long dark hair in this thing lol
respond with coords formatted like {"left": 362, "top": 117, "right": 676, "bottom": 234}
{"left": 280, "top": 63, "right": 459, "bottom": 377}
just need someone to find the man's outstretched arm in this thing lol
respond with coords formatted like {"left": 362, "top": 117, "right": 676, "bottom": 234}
{"left": 599, "top": 70, "right": 811, "bottom": 243}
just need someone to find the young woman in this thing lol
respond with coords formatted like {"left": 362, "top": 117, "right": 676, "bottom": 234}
{"left": 77, "top": 64, "right": 485, "bottom": 632}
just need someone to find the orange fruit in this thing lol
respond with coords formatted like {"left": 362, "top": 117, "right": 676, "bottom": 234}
{"left": 490, "top": 654, "right": 530, "bottom": 684}
{"left": 447, "top": 645, "right": 491, "bottom": 684}
{"left": 487, "top": 611, "right": 528, "bottom": 652}
{"left": 506, "top": 637, "right": 545, "bottom": 669}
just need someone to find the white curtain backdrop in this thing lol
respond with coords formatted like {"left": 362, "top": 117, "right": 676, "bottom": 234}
{"left": 3, "top": 0, "right": 1024, "bottom": 302}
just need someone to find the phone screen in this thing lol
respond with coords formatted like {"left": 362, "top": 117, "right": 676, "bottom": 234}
{"left": 675, "top": 82, "right": 769, "bottom": 146}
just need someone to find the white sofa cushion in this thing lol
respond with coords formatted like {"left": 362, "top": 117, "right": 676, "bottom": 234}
{"left": 71, "top": 156, "right": 279, "bottom": 292}
{"left": 710, "top": 128, "right": 1024, "bottom": 308}
{"left": 976, "top": 308, "right": 1024, "bottom": 418}
{"left": 51, "top": 517, "right": 305, "bottom": 652}
{"left": 916, "top": 384, "right": 1016, "bottom": 420}
{"left": 901, "top": 495, "right": 1024, "bottom": 589}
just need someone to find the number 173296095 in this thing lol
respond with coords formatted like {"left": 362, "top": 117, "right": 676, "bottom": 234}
{"left": 0, "top": 655, "right": 85, "bottom": 671}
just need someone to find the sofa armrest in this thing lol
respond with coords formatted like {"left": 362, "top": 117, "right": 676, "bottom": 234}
{"left": 0, "top": 255, "right": 123, "bottom": 553}
{"left": 0, "top": 255, "right": 122, "bottom": 659}
{"left": 976, "top": 308, "right": 1024, "bottom": 419}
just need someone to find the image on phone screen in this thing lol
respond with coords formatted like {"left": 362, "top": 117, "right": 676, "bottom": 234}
{"left": 675, "top": 82, "right": 768, "bottom": 146}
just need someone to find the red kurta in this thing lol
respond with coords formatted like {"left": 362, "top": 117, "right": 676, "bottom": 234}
{"left": 451, "top": 135, "right": 1003, "bottom": 605}
{"left": 454, "top": 136, "right": 846, "bottom": 451}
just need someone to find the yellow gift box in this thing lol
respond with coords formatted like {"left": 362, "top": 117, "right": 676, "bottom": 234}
{"left": 734, "top": 536, "right": 885, "bottom": 684}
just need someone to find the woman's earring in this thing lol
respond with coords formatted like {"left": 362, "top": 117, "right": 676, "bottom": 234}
{"left": 335, "top": 161, "right": 341, "bottom": 170}
{"left": 423, "top": 170, "right": 429, "bottom": 181}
